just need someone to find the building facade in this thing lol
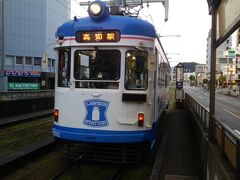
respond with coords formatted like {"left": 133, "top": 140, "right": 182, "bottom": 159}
{"left": 195, "top": 64, "right": 207, "bottom": 83}
{"left": 0, "top": 0, "right": 70, "bottom": 91}
{"left": 206, "top": 28, "right": 240, "bottom": 90}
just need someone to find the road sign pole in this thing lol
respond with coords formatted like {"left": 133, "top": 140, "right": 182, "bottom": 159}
{"left": 175, "top": 63, "right": 184, "bottom": 109}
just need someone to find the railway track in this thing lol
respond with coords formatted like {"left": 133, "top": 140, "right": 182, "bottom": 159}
{"left": 50, "top": 155, "right": 127, "bottom": 180}
{"left": 0, "top": 114, "right": 156, "bottom": 179}
{"left": 0, "top": 118, "right": 52, "bottom": 152}
{"left": 2, "top": 143, "right": 155, "bottom": 179}
{"left": 0, "top": 116, "right": 54, "bottom": 169}
{"left": 0, "top": 133, "right": 49, "bottom": 151}
{"left": 50, "top": 155, "right": 84, "bottom": 180}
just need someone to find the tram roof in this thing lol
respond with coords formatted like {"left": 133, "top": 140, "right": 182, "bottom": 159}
{"left": 56, "top": 15, "right": 156, "bottom": 39}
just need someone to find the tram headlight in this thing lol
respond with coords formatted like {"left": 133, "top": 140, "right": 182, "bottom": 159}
{"left": 89, "top": 2, "right": 102, "bottom": 16}
{"left": 88, "top": 1, "right": 109, "bottom": 21}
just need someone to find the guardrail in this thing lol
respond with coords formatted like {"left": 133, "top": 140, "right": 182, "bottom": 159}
{"left": 0, "top": 90, "right": 54, "bottom": 101}
{"left": 185, "top": 93, "right": 240, "bottom": 178}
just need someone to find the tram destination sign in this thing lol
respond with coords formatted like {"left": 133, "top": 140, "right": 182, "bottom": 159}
{"left": 76, "top": 30, "right": 120, "bottom": 43}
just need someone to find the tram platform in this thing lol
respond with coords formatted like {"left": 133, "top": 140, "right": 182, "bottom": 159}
{"left": 0, "top": 109, "right": 52, "bottom": 126}
{"left": 151, "top": 89, "right": 199, "bottom": 180}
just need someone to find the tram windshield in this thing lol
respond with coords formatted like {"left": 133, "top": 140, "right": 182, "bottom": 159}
{"left": 74, "top": 50, "right": 120, "bottom": 89}
{"left": 125, "top": 50, "right": 148, "bottom": 90}
{"left": 58, "top": 49, "right": 71, "bottom": 87}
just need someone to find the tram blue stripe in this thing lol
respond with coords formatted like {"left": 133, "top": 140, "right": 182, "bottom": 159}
{"left": 52, "top": 124, "right": 154, "bottom": 143}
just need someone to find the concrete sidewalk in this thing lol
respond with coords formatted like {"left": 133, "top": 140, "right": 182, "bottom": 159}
{"left": 151, "top": 88, "right": 200, "bottom": 180}
{"left": 159, "top": 108, "right": 199, "bottom": 179}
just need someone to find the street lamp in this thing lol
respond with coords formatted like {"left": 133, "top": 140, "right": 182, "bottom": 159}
{"left": 42, "top": 42, "right": 56, "bottom": 70}
{"left": 229, "top": 67, "right": 233, "bottom": 89}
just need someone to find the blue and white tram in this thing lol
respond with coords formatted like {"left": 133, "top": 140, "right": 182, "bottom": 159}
{"left": 52, "top": 1, "right": 170, "bottom": 149}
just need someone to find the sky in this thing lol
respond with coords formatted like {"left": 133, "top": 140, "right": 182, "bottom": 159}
{"left": 71, "top": 0, "right": 211, "bottom": 67}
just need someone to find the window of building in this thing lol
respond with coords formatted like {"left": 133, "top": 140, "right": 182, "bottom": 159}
{"left": 34, "top": 57, "right": 41, "bottom": 66}
{"left": 125, "top": 50, "right": 148, "bottom": 90}
{"left": 5, "top": 56, "right": 14, "bottom": 65}
{"left": 16, "top": 56, "right": 23, "bottom": 65}
{"left": 25, "top": 57, "right": 32, "bottom": 65}
{"left": 48, "top": 58, "right": 51, "bottom": 67}
{"left": 52, "top": 59, "right": 55, "bottom": 67}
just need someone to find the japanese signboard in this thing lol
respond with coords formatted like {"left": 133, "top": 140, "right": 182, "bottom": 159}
{"left": 176, "top": 63, "right": 184, "bottom": 90}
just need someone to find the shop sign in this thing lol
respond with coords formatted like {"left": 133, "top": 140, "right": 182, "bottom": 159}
{"left": 8, "top": 83, "right": 40, "bottom": 90}
{"left": 228, "top": 50, "right": 236, "bottom": 58}
{"left": 0, "top": 70, "right": 4, "bottom": 77}
{"left": 3, "top": 70, "right": 41, "bottom": 77}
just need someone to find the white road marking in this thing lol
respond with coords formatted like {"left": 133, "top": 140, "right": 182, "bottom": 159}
{"left": 224, "top": 109, "right": 240, "bottom": 119}
{"left": 235, "top": 101, "right": 240, "bottom": 105}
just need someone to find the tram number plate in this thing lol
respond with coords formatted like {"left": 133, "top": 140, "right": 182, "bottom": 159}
{"left": 53, "top": 130, "right": 60, "bottom": 137}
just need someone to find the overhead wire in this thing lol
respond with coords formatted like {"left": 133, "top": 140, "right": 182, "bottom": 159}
{"left": 143, "top": 2, "right": 166, "bottom": 35}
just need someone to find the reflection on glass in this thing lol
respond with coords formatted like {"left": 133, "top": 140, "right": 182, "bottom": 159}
{"left": 125, "top": 50, "right": 148, "bottom": 90}
{"left": 74, "top": 50, "right": 120, "bottom": 89}
{"left": 58, "top": 49, "right": 71, "bottom": 87}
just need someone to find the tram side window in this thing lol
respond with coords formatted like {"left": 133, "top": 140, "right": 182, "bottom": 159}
{"left": 125, "top": 51, "right": 148, "bottom": 90}
{"left": 58, "top": 49, "right": 71, "bottom": 87}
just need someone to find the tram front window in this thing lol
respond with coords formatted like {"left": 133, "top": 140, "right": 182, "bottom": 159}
{"left": 125, "top": 50, "right": 148, "bottom": 90}
{"left": 74, "top": 50, "right": 120, "bottom": 89}
{"left": 58, "top": 49, "right": 71, "bottom": 87}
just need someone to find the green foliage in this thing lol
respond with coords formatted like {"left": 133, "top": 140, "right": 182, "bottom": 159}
{"left": 218, "top": 75, "right": 226, "bottom": 83}
{"left": 189, "top": 75, "right": 195, "bottom": 82}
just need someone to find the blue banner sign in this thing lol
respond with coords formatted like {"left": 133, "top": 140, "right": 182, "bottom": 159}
{"left": 0, "top": 70, "right": 41, "bottom": 77}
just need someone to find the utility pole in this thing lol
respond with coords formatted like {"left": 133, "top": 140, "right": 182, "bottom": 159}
{"left": 209, "top": 6, "right": 217, "bottom": 143}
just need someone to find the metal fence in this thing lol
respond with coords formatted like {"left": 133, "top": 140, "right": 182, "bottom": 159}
{"left": 185, "top": 93, "right": 240, "bottom": 178}
{"left": 0, "top": 90, "right": 54, "bottom": 101}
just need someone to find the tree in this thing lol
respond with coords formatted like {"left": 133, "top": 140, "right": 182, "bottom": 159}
{"left": 218, "top": 75, "right": 226, "bottom": 87}
{"left": 189, "top": 75, "right": 195, "bottom": 82}
{"left": 189, "top": 75, "right": 196, "bottom": 86}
